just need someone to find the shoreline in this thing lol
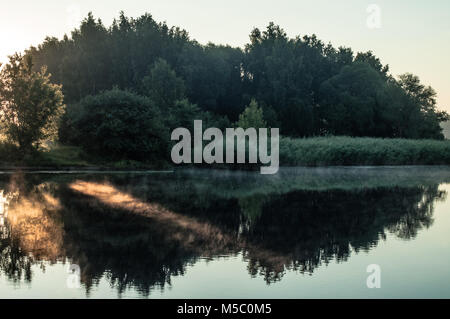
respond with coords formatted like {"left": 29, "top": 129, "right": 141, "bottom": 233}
{"left": 0, "top": 164, "right": 449, "bottom": 173}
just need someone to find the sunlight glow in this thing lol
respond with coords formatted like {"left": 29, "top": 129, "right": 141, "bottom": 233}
{"left": 68, "top": 180, "right": 291, "bottom": 273}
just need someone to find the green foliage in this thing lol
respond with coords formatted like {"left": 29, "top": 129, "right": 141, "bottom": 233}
{"left": 66, "top": 88, "right": 168, "bottom": 162}
{"left": 319, "top": 62, "right": 385, "bottom": 136}
{"left": 141, "top": 58, "right": 185, "bottom": 109}
{"left": 398, "top": 73, "right": 449, "bottom": 139}
{"left": 318, "top": 63, "right": 448, "bottom": 139}
{"left": 178, "top": 43, "right": 244, "bottom": 119}
{"left": 234, "top": 99, "right": 267, "bottom": 129}
{"left": 354, "top": 51, "right": 389, "bottom": 78}
{"left": 38, "top": 145, "right": 89, "bottom": 167}
{"left": 16, "top": 12, "right": 449, "bottom": 165}
{"left": 279, "top": 136, "right": 450, "bottom": 166}
{"left": 0, "top": 54, "right": 65, "bottom": 154}
{"left": 166, "top": 98, "right": 201, "bottom": 131}
{"left": 242, "top": 24, "right": 447, "bottom": 138}
{"left": 0, "top": 142, "right": 88, "bottom": 167}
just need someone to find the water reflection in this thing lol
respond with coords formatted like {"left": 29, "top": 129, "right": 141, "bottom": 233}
{"left": 0, "top": 169, "right": 448, "bottom": 296}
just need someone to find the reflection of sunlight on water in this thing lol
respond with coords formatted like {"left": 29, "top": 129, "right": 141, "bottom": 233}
{"left": 437, "top": 183, "right": 450, "bottom": 214}
{"left": 69, "top": 180, "right": 291, "bottom": 275}
{"left": 69, "top": 180, "right": 231, "bottom": 245}
{"left": 1, "top": 185, "right": 64, "bottom": 262}
{"left": 1, "top": 174, "right": 448, "bottom": 297}
{"left": 2, "top": 174, "right": 442, "bottom": 293}
{"left": 0, "top": 190, "right": 10, "bottom": 226}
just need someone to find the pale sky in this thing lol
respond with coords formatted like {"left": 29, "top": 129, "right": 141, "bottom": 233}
{"left": 1, "top": 0, "right": 449, "bottom": 112}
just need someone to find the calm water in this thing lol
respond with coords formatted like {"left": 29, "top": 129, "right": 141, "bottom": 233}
{"left": 0, "top": 167, "right": 449, "bottom": 299}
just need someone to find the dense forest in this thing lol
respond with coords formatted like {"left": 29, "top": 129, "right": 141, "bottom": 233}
{"left": 1, "top": 12, "right": 448, "bottom": 163}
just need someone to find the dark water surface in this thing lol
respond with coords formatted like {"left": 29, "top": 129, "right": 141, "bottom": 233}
{"left": 0, "top": 167, "right": 449, "bottom": 298}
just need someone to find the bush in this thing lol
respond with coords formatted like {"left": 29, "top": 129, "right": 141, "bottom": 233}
{"left": 65, "top": 88, "right": 168, "bottom": 162}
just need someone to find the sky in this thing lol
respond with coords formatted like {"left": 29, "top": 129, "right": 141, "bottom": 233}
{"left": 0, "top": 0, "right": 449, "bottom": 112}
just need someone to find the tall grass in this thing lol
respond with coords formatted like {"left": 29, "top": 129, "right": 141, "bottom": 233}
{"left": 280, "top": 136, "right": 450, "bottom": 166}
{"left": 2, "top": 137, "right": 450, "bottom": 168}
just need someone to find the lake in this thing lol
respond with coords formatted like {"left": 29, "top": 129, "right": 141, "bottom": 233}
{"left": 0, "top": 167, "right": 449, "bottom": 298}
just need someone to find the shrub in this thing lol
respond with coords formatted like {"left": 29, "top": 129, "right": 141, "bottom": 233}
{"left": 66, "top": 88, "right": 168, "bottom": 162}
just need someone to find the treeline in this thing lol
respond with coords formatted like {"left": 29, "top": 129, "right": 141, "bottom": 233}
{"left": 27, "top": 12, "right": 448, "bottom": 142}
{"left": 1, "top": 11, "right": 446, "bottom": 163}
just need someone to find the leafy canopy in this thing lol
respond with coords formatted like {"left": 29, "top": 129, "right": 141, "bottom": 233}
{"left": 235, "top": 99, "right": 267, "bottom": 129}
{"left": 0, "top": 54, "right": 65, "bottom": 153}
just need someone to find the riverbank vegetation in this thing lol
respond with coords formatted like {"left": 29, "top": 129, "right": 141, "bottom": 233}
{"left": 1, "top": 136, "right": 449, "bottom": 169}
{"left": 280, "top": 136, "right": 450, "bottom": 166}
{"left": 0, "top": 11, "right": 449, "bottom": 168}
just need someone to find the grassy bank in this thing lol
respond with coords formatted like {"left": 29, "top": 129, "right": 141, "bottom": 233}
{"left": 0, "top": 144, "right": 164, "bottom": 169}
{"left": 1, "top": 136, "right": 450, "bottom": 169}
{"left": 0, "top": 144, "right": 92, "bottom": 168}
{"left": 280, "top": 136, "right": 450, "bottom": 166}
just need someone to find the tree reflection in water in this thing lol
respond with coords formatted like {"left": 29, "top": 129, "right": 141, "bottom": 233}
{"left": 0, "top": 170, "right": 447, "bottom": 296}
